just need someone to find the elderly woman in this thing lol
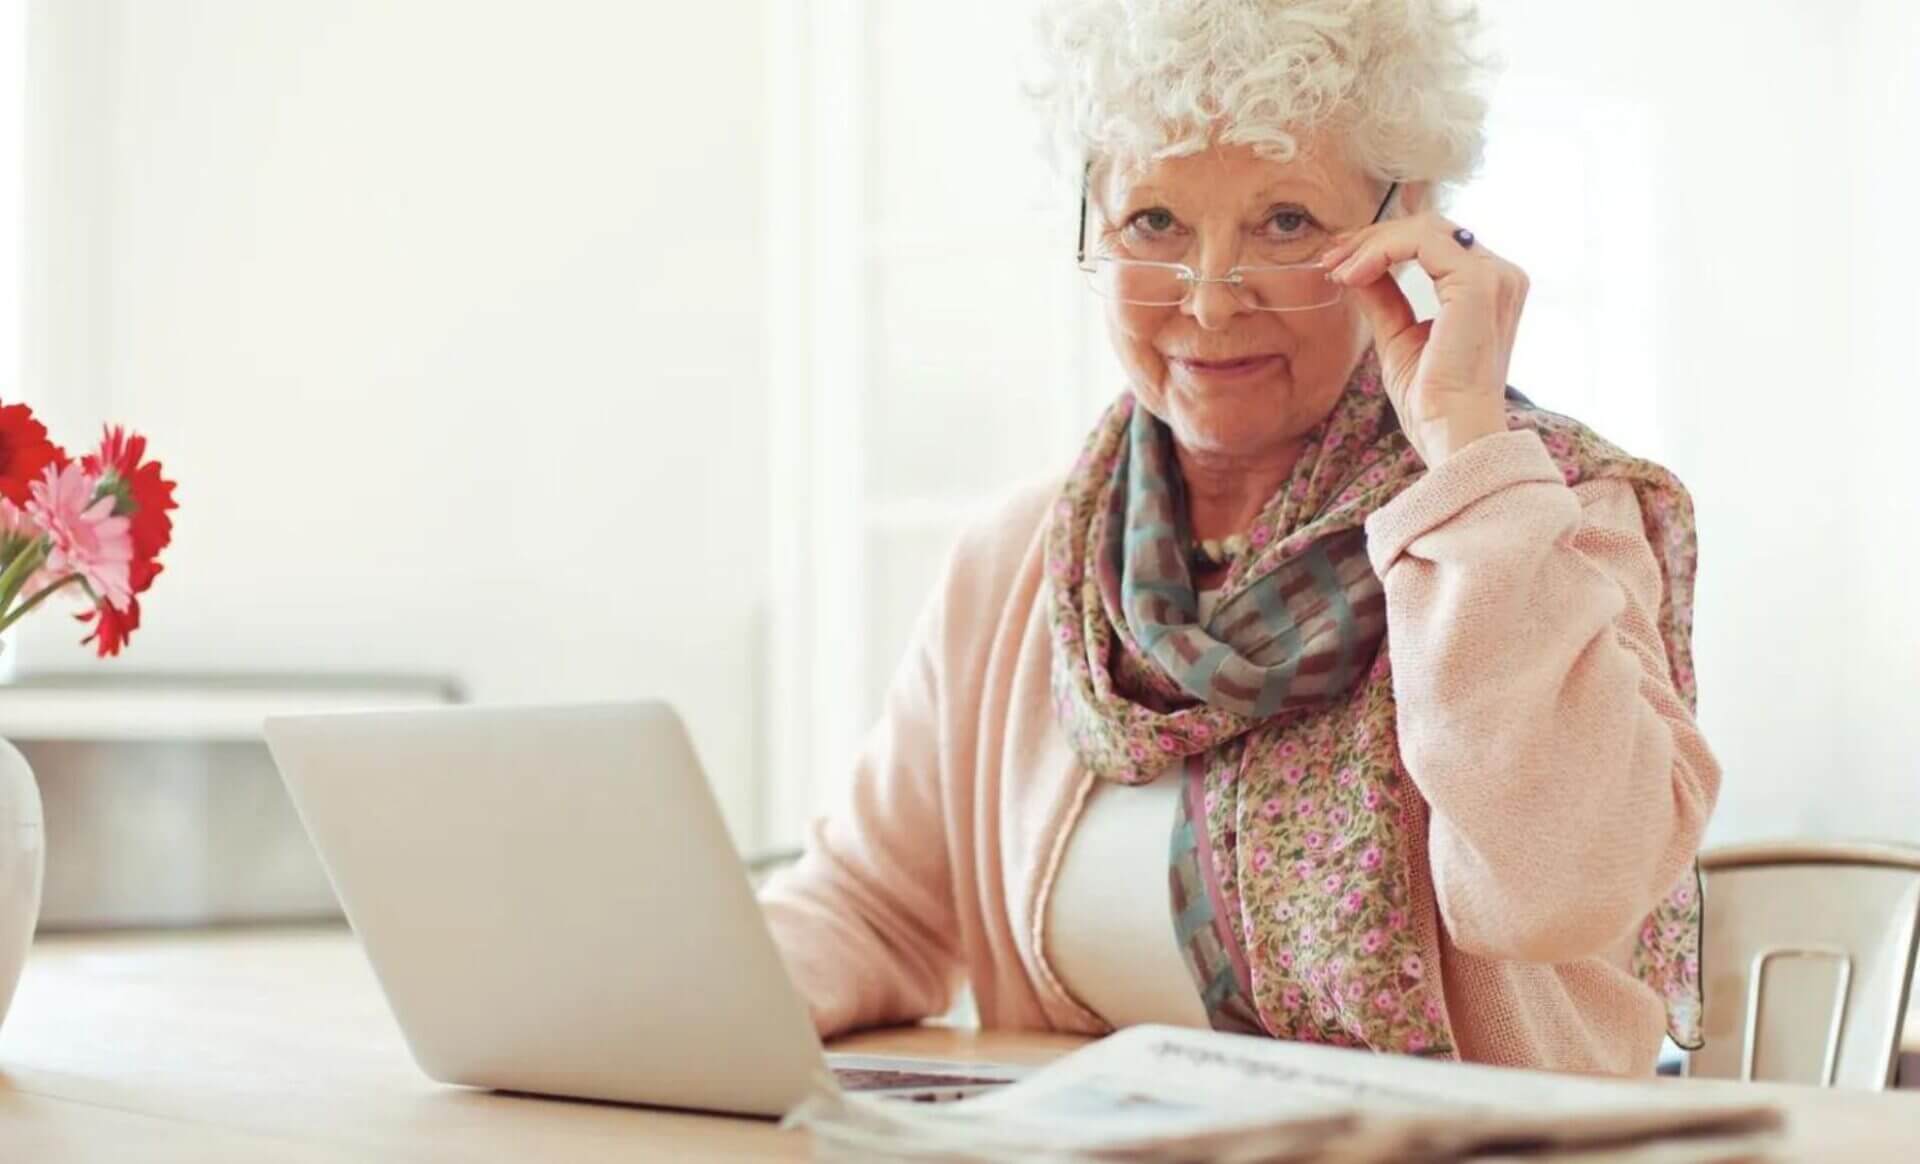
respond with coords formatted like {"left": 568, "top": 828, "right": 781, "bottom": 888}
{"left": 762, "top": 0, "right": 1716, "bottom": 1076}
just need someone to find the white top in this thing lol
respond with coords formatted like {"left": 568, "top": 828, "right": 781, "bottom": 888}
{"left": 1043, "top": 591, "right": 1220, "bottom": 1031}
{"left": 1045, "top": 769, "right": 1211, "bottom": 1029}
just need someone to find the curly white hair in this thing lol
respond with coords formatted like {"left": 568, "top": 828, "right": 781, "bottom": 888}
{"left": 1026, "top": 0, "right": 1492, "bottom": 193}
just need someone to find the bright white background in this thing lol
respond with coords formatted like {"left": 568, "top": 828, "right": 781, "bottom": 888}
{"left": 3, "top": 1, "right": 1916, "bottom": 852}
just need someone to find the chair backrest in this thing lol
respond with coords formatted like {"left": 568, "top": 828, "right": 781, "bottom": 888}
{"left": 1689, "top": 841, "right": 1920, "bottom": 1090}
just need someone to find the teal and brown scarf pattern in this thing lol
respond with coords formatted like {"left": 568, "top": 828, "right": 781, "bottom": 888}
{"left": 1045, "top": 355, "right": 1705, "bottom": 1054}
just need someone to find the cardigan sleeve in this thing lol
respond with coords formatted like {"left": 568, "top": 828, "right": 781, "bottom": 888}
{"left": 1364, "top": 429, "right": 1720, "bottom": 964}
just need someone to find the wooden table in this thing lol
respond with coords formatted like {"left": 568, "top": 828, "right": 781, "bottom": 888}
{"left": 2, "top": 927, "right": 1918, "bottom": 1161}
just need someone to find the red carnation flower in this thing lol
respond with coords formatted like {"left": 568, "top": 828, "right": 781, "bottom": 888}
{"left": 0, "top": 402, "right": 68, "bottom": 508}
{"left": 78, "top": 596, "right": 140, "bottom": 658}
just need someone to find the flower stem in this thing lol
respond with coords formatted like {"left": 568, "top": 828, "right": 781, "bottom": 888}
{"left": 0, "top": 541, "right": 47, "bottom": 617}
{"left": 0, "top": 574, "right": 82, "bottom": 634}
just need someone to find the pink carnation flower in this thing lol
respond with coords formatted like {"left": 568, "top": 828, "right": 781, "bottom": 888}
{"left": 26, "top": 463, "right": 133, "bottom": 611}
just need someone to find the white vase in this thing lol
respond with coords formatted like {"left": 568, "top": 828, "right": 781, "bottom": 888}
{"left": 0, "top": 737, "right": 43, "bottom": 1033}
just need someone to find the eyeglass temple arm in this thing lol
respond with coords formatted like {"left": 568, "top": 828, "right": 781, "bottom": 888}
{"left": 1371, "top": 181, "right": 1400, "bottom": 224}
{"left": 1076, "top": 162, "right": 1091, "bottom": 264}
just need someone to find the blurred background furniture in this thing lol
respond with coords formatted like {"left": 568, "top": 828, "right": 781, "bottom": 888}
{"left": 1687, "top": 840, "right": 1920, "bottom": 1089}
{"left": 0, "top": 674, "right": 457, "bottom": 930}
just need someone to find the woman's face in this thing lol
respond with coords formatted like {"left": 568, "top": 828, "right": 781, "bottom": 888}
{"left": 1087, "top": 136, "right": 1394, "bottom": 461}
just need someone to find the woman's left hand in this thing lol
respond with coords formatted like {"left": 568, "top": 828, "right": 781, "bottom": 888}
{"left": 1320, "top": 213, "right": 1528, "bottom": 467}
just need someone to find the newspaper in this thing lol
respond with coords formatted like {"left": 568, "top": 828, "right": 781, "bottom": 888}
{"left": 784, "top": 1025, "right": 1785, "bottom": 1163}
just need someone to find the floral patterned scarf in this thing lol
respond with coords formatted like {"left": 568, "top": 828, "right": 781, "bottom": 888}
{"left": 1045, "top": 354, "right": 1704, "bottom": 1055}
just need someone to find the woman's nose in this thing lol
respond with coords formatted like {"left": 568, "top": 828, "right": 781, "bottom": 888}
{"left": 1184, "top": 235, "right": 1253, "bottom": 330}
{"left": 1186, "top": 273, "right": 1253, "bottom": 330}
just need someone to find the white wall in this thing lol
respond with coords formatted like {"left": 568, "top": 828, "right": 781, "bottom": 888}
{"left": 21, "top": 1, "right": 771, "bottom": 841}
{"left": 1837, "top": 0, "right": 1920, "bottom": 834}
{"left": 0, "top": 0, "right": 18, "bottom": 401}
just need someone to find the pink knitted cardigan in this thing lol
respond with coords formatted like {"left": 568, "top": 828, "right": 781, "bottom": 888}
{"left": 761, "top": 430, "right": 1720, "bottom": 1075}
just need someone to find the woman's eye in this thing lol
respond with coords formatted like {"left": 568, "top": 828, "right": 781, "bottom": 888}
{"left": 1125, "top": 208, "right": 1176, "bottom": 234}
{"left": 1268, "top": 208, "right": 1313, "bottom": 234}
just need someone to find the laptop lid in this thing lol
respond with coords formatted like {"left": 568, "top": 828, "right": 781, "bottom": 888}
{"left": 266, "top": 700, "right": 827, "bottom": 1117}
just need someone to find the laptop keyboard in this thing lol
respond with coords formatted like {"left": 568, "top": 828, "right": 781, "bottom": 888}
{"left": 832, "top": 1065, "right": 1016, "bottom": 1093}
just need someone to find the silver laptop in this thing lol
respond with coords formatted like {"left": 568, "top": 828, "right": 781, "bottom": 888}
{"left": 264, "top": 700, "right": 1023, "bottom": 1117}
